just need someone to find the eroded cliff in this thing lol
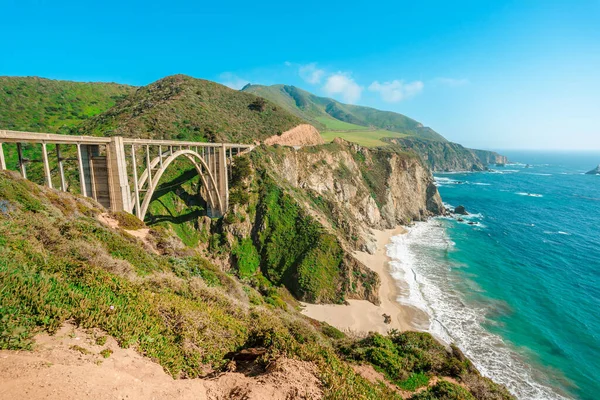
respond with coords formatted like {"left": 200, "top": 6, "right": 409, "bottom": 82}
{"left": 214, "top": 138, "right": 444, "bottom": 305}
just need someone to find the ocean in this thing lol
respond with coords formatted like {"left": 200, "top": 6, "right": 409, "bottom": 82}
{"left": 387, "top": 151, "right": 600, "bottom": 400}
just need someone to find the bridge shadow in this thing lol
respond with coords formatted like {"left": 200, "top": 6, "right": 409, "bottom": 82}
{"left": 144, "top": 168, "right": 208, "bottom": 226}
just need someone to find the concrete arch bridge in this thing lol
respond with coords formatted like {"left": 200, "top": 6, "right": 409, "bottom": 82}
{"left": 0, "top": 130, "right": 253, "bottom": 219}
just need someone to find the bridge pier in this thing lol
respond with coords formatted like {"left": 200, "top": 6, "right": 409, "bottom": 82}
{"left": 106, "top": 137, "right": 131, "bottom": 213}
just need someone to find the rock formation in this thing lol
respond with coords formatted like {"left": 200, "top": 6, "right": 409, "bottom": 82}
{"left": 586, "top": 165, "right": 600, "bottom": 175}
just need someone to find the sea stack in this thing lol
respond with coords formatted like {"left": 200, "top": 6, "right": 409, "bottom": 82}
{"left": 586, "top": 165, "right": 600, "bottom": 175}
{"left": 454, "top": 205, "right": 469, "bottom": 215}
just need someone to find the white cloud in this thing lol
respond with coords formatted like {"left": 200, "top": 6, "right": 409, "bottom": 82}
{"left": 298, "top": 63, "right": 325, "bottom": 84}
{"left": 368, "top": 80, "right": 424, "bottom": 102}
{"left": 432, "top": 77, "right": 470, "bottom": 87}
{"left": 323, "top": 73, "right": 363, "bottom": 103}
{"left": 219, "top": 72, "right": 250, "bottom": 90}
{"left": 284, "top": 61, "right": 292, "bottom": 67}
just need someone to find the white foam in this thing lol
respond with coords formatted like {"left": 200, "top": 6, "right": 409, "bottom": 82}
{"left": 544, "top": 231, "right": 571, "bottom": 236}
{"left": 488, "top": 170, "right": 520, "bottom": 175}
{"left": 387, "top": 221, "right": 569, "bottom": 400}
{"left": 516, "top": 192, "right": 543, "bottom": 198}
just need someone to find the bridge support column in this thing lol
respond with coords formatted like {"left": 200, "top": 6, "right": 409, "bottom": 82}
{"left": 220, "top": 143, "right": 228, "bottom": 214}
{"left": 106, "top": 137, "right": 131, "bottom": 213}
{"left": 41, "top": 143, "right": 52, "bottom": 189}
{"left": 0, "top": 143, "right": 6, "bottom": 170}
{"left": 76, "top": 144, "right": 87, "bottom": 197}
{"left": 17, "top": 143, "right": 26, "bottom": 179}
{"left": 56, "top": 144, "right": 66, "bottom": 191}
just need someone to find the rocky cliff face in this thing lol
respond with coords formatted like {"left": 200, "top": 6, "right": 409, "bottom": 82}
{"left": 388, "top": 137, "right": 508, "bottom": 171}
{"left": 470, "top": 148, "right": 509, "bottom": 165}
{"left": 257, "top": 138, "right": 444, "bottom": 254}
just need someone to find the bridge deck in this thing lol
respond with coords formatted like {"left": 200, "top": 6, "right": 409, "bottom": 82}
{"left": 0, "top": 130, "right": 253, "bottom": 150}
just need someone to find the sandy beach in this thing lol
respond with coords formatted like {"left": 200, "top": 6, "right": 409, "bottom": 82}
{"left": 301, "top": 227, "right": 429, "bottom": 334}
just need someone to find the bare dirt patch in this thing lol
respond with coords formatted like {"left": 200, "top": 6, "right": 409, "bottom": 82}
{"left": 264, "top": 124, "right": 324, "bottom": 147}
{"left": 0, "top": 323, "right": 323, "bottom": 400}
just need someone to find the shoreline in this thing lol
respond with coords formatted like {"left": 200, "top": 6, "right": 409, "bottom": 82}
{"left": 301, "top": 227, "right": 429, "bottom": 334}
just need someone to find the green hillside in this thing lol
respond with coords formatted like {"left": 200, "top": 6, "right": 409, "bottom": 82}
{"left": 75, "top": 75, "right": 304, "bottom": 143}
{"left": 0, "top": 169, "right": 513, "bottom": 400}
{"left": 241, "top": 84, "right": 447, "bottom": 146}
{"left": 0, "top": 76, "right": 134, "bottom": 133}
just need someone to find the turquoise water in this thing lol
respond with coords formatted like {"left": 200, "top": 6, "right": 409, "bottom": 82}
{"left": 387, "top": 151, "right": 600, "bottom": 399}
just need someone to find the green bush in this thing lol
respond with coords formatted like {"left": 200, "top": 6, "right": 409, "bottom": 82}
{"left": 110, "top": 211, "right": 145, "bottom": 230}
{"left": 233, "top": 238, "right": 260, "bottom": 278}
{"left": 410, "top": 380, "right": 475, "bottom": 400}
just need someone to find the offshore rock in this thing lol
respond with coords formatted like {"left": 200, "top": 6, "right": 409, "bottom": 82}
{"left": 454, "top": 205, "right": 469, "bottom": 215}
{"left": 586, "top": 165, "right": 600, "bottom": 175}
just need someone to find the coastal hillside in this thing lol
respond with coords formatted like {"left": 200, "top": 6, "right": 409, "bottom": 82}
{"left": 73, "top": 75, "right": 304, "bottom": 143}
{"left": 242, "top": 84, "right": 507, "bottom": 170}
{"left": 242, "top": 84, "right": 447, "bottom": 142}
{"left": 0, "top": 76, "right": 134, "bottom": 133}
{"left": 0, "top": 170, "right": 514, "bottom": 399}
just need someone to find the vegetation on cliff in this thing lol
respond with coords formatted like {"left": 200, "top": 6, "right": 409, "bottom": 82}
{"left": 0, "top": 171, "right": 513, "bottom": 399}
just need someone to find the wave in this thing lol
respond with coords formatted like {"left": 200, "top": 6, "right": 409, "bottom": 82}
{"left": 488, "top": 169, "right": 521, "bottom": 174}
{"left": 387, "top": 221, "right": 568, "bottom": 400}
{"left": 516, "top": 192, "right": 543, "bottom": 197}
{"left": 543, "top": 231, "right": 571, "bottom": 236}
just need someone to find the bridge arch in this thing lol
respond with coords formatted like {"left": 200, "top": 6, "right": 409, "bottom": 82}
{"left": 136, "top": 149, "right": 223, "bottom": 221}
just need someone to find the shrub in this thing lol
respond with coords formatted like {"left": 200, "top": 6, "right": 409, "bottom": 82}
{"left": 410, "top": 380, "right": 475, "bottom": 400}
{"left": 110, "top": 211, "right": 145, "bottom": 230}
{"left": 233, "top": 238, "right": 260, "bottom": 278}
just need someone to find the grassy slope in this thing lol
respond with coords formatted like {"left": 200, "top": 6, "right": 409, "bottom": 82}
{"left": 241, "top": 84, "right": 447, "bottom": 146}
{"left": 0, "top": 76, "right": 134, "bottom": 133}
{"left": 75, "top": 75, "right": 304, "bottom": 143}
{"left": 0, "top": 170, "right": 515, "bottom": 400}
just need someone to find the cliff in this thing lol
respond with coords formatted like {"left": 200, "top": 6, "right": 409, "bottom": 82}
{"left": 387, "top": 137, "right": 508, "bottom": 171}
{"left": 470, "top": 148, "right": 509, "bottom": 165}
{"left": 211, "top": 139, "right": 443, "bottom": 305}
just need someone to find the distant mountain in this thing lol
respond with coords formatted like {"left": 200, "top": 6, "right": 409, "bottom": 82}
{"left": 241, "top": 84, "right": 447, "bottom": 142}
{"left": 75, "top": 75, "right": 304, "bottom": 143}
{"left": 0, "top": 76, "right": 134, "bottom": 133}
{"left": 242, "top": 84, "right": 507, "bottom": 171}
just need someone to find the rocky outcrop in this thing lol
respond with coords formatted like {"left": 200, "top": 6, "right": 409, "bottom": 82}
{"left": 454, "top": 205, "right": 468, "bottom": 215}
{"left": 387, "top": 137, "right": 507, "bottom": 171}
{"left": 470, "top": 148, "right": 509, "bottom": 166}
{"left": 263, "top": 124, "right": 324, "bottom": 147}
{"left": 586, "top": 165, "right": 600, "bottom": 175}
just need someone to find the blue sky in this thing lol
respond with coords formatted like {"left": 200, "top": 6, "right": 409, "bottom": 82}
{"left": 1, "top": 0, "right": 599, "bottom": 150}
